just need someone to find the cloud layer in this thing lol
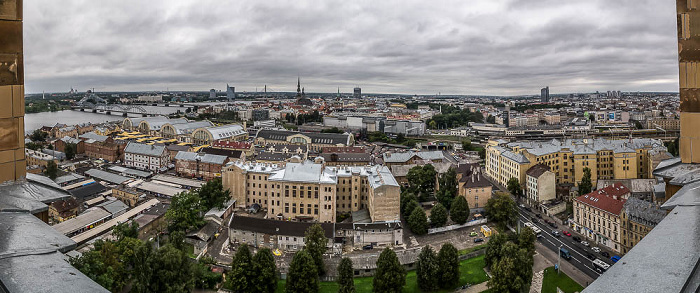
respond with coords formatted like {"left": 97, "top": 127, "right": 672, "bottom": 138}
{"left": 23, "top": 0, "right": 679, "bottom": 95}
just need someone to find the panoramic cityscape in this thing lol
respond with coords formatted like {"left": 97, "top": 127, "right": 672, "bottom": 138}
{"left": 0, "top": 1, "right": 698, "bottom": 293}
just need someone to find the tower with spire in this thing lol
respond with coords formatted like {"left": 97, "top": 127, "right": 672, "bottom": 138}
{"left": 296, "top": 77, "right": 301, "bottom": 98}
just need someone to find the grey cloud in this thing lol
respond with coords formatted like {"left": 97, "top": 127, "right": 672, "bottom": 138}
{"left": 23, "top": 0, "right": 678, "bottom": 95}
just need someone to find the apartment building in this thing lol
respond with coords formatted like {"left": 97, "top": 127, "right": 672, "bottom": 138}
{"left": 222, "top": 160, "right": 400, "bottom": 223}
{"left": 619, "top": 197, "right": 665, "bottom": 254}
{"left": 485, "top": 138, "right": 666, "bottom": 189}
{"left": 174, "top": 151, "right": 229, "bottom": 180}
{"left": 572, "top": 183, "right": 630, "bottom": 253}
{"left": 525, "top": 163, "right": 556, "bottom": 206}
{"left": 123, "top": 142, "right": 169, "bottom": 171}
{"left": 254, "top": 129, "right": 354, "bottom": 152}
{"left": 456, "top": 163, "right": 492, "bottom": 210}
{"left": 80, "top": 132, "right": 124, "bottom": 162}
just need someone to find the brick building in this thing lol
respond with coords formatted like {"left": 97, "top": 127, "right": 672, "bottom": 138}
{"left": 174, "top": 151, "right": 229, "bottom": 180}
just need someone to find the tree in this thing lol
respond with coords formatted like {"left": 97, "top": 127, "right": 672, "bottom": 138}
{"left": 487, "top": 115, "right": 496, "bottom": 124}
{"left": 406, "top": 165, "right": 437, "bottom": 200}
{"left": 373, "top": 248, "right": 406, "bottom": 293}
{"left": 507, "top": 177, "right": 522, "bottom": 198}
{"left": 165, "top": 190, "right": 204, "bottom": 232}
{"left": 450, "top": 196, "right": 470, "bottom": 225}
{"left": 400, "top": 192, "right": 417, "bottom": 215}
{"left": 45, "top": 160, "right": 58, "bottom": 180}
{"left": 140, "top": 244, "right": 194, "bottom": 293}
{"left": 485, "top": 192, "right": 518, "bottom": 232}
{"left": 65, "top": 143, "right": 77, "bottom": 160}
{"left": 113, "top": 220, "right": 139, "bottom": 241}
{"left": 578, "top": 167, "right": 592, "bottom": 196}
{"left": 30, "top": 129, "right": 47, "bottom": 142}
{"left": 252, "top": 248, "right": 278, "bottom": 293}
{"left": 428, "top": 120, "right": 437, "bottom": 129}
{"left": 304, "top": 223, "right": 328, "bottom": 275}
{"left": 408, "top": 206, "right": 429, "bottom": 235}
{"left": 193, "top": 261, "right": 223, "bottom": 290}
{"left": 487, "top": 242, "right": 533, "bottom": 293}
{"left": 437, "top": 243, "right": 460, "bottom": 289}
{"left": 70, "top": 240, "right": 127, "bottom": 292}
{"left": 321, "top": 127, "right": 344, "bottom": 134}
{"left": 437, "top": 168, "right": 457, "bottom": 209}
{"left": 416, "top": 246, "right": 439, "bottom": 291}
{"left": 403, "top": 200, "right": 421, "bottom": 220}
{"left": 337, "top": 257, "right": 355, "bottom": 293}
{"left": 286, "top": 250, "right": 319, "bottom": 293}
{"left": 429, "top": 203, "right": 448, "bottom": 227}
{"left": 169, "top": 230, "right": 186, "bottom": 251}
{"left": 519, "top": 227, "right": 536, "bottom": 255}
{"left": 484, "top": 233, "right": 508, "bottom": 269}
{"left": 228, "top": 244, "right": 253, "bottom": 293}
{"left": 462, "top": 139, "right": 473, "bottom": 151}
{"left": 198, "top": 177, "right": 230, "bottom": 211}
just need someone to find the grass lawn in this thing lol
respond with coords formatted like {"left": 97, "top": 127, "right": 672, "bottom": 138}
{"left": 458, "top": 243, "right": 487, "bottom": 255}
{"left": 275, "top": 255, "right": 489, "bottom": 293}
{"left": 541, "top": 266, "right": 584, "bottom": 293}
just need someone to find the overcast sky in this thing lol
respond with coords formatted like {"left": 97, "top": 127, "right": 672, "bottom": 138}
{"left": 24, "top": 0, "right": 678, "bottom": 96}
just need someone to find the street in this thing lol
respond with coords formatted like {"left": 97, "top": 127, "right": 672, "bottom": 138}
{"left": 516, "top": 204, "right": 617, "bottom": 281}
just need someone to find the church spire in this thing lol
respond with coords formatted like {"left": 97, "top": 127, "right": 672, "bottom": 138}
{"left": 296, "top": 77, "right": 301, "bottom": 97}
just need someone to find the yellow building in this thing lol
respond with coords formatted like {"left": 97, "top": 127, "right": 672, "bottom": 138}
{"left": 486, "top": 138, "right": 666, "bottom": 190}
{"left": 222, "top": 161, "right": 400, "bottom": 223}
{"left": 112, "top": 186, "right": 143, "bottom": 208}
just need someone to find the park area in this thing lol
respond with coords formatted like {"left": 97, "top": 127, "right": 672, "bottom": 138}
{"left": 275, "top": 255, "right": 490, "bottom": 293}
{"left": 541, "top": 266, "right": 585, "bottom": 293}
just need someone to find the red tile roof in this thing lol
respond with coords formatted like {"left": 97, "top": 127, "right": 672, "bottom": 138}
{"left": 575, "top": 183, "right": 629, "bottom": 215}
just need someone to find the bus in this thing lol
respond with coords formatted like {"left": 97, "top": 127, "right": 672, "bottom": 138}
{"left": 592, "top": 259, "right": 610, "bottom": 273}
{"left": 523, "top": 222, "right": 542, "bottom": 237}
{"left": 559, "top": 247, "right": 572, "bottom": 260}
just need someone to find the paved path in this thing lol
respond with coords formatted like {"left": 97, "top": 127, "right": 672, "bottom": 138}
{"left": 454, "top": 282, "right": 488, "bottom": 293}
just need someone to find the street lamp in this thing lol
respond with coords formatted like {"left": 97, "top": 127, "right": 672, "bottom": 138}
{"left": 557, "top": 244, "right": 561, "bottom": 275}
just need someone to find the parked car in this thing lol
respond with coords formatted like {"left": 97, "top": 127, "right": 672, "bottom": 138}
{"left": 586, "top": 253, "right": 596, "bottom": 260}
{"left": 474, "top": 238, "right": 484, "bottom": 243}
{"left": 536, "top": 214, "right": 542, "bottom": 218}
{"left": 592, "top": 247, "right": 601, "bottom": 253}
{"left": 519, "top": 204, "right": 526, "bottom": 208}
{"left": 573, "top": 236, "right": 581, "bottom": 242}
{"left": 548, "top": 222, "right": 558, "bottom": 229}
{"left": 469, "top": 231, "right": 478, "bottom": 237}
{"left": 362, "top": 244, "right": 373, "bottom": 250}
{"left": 552, "top": 230, "right": 560, "bottom": 237}
{"left": 602, "top": 251, "right": 610, "bottom": 258}
{"left": 611, "top": 255, "right": 621, "bottom": 263}
{"left": 581, "top": 241, "right": 590, "bottom": 247}
{"left": 524, "top": 207, "right": 532, "bottom": 212}
{"left": 531, "top": 216, "right": 538, "bottom": 222}
{"left": 562, "top": 230, "right": 572, "bottom": 237}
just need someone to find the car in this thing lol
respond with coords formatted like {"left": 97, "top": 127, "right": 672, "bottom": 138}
{"left": 581, "top": 241, "right": 589, "bottom": 247}
{"left": 611, "top": 255, "right": 621, "bottom": 263}
{"left": 586, "top": 253, "right": 596, "bottom": 260}
{"left": 519, "top": 204, "right": 526, "bottom": 208}
{"left": 562, "top": 230, "right": 572, "bottom": 237}
{"left": 474, "top": 238, "right": 484, "bottom": 243}
{"left": 602, "top": 252, "right": 610, "bottom": 258}
{"left": 536, "top": 214, "right": 542, "bottom": 218}
{"left": 573, "top": 236, "right": 581, "bottom": 242}
{"left": 362, "top": 244, "right": 373, "bottom": 250}
{"left": 531, "top": 216, "right": 539, "bottom": 223}
{"left": 469, "top": 231, "right": 478, "bottom": 237}
{"left": 551, "top": 230, "right": 560, "bottom": 237}
{"left": 548, "top": 222, "right": 558, "bottom": 228}
{"left": 591, "top": 247, "right": 601, "bottom": 253}
{"left": 524, "top": 207, "right": 532, "bottom": 212}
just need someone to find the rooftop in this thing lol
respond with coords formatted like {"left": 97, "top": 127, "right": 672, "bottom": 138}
{"left": 575, "top": 183, "right": 630, "bottom": 215}
{"left": 124, "top": 142, "right": 166, "bottom": 157}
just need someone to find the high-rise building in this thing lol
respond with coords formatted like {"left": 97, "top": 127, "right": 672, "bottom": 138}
{"left": 353, "top": 87, "right": 361, "bottom": 99}
{"left": 209, "top": 89, "right": 216, "bottom": 99}
{"left": 540, "top": 86, "right": 550, "bottom": 103}
{"left": 226, "top": 84, "right": 235, "bottom": 101}
{"left": 0, "top": 1, "right": 26, "bottom": 183}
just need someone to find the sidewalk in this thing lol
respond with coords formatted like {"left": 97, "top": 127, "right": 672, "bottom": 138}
{"left": 535, "top": 242, "right": 593, "bottom": 287}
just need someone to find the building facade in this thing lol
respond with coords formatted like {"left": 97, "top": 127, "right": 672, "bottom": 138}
{"left": 525, "top": 163, "right": 556, "bottom": 206}
{"left": 174, "top": 151, "right": 229, "bottom": 180}
{"left": 111, "top": 186, "right": 143, "bottom": 208}
{"left": 123, "top": 142, "right": 169, "bottom": 171}
{"left": 456, "top": 164, "right": 492, "bottom": 210}
{"left": 572, "top": 184, "right": 630, "bottom": 253}
{"left": 222, "top": 161, "right": 400, "bottom": 223}
{"left": 619, "top": 197, "right": 665, "bottom": 254}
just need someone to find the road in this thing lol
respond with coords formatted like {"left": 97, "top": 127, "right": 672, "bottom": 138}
{"left": 515, "top": 204, "right": 617, "bottom": 280}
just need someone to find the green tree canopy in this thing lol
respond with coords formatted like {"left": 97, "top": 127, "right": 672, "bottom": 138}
{"left": 400, "top": 192, "right": 418, "bottom": 215}
{"left": 373, "top": 248, "right": 406, "bottom": 293}
{"left": 416, "top": 245, "right": 439, "bottom": 291}
{"left": 286, "top": 250, "right": 319, "bottom": 293}
{"left": 228, "top": 244, "right": 253, "bottom": 293}
{"left": 165, "top": 190, "right": 204, "bottom": 232}
{"left": 578, "top": 167, "right": 593, "bottom": 196}
{"left": 408, "top": 206, "right": 429, "bottom": 235}
{"left": 304, "top": 223, "right": 329, "bottom": 276}
{"left": 45, "top": 160, "right": 58, "bottom": 180}
{"left": 252, "top": 248, "right": 278, "bottom": 293}
{"left": 406, "top": 165, "right": 437, "bottom": 200}
{"left": 198, "top": 177, "right": 230, "bottom": 211}
{"left": 65, "top": 143, "right": 77, "bottom": 160}
{"left": 487, "top": 242, "right": 533, "bottom": 293}
{"left": 507, "top": 177, "right": 522, "bottom": 198}
{"left": 485, "top": 192, "right": 518, "bottom": 231}
{"left": 403, "top": 200, "right": 421, "bottom": 220}
{"left": 429, "top": 203, "right": 448, "bottom": 227}
{"left": 484, "top": 233, "right": 508, "bottom": 269}
{"left": 113, "top": 220, "right": 139, "bottom": 242}
{"left": 437, "top": 167, "right": 457, "bottom": 209}
{"left": 337, "top": 257, "right": 356, "bottom": 293}
{"left": 69, "top": 240, "right": 127, "bottom": 292}
{"left": 518, "top": 227, "right": 536, "bottom": 255}
{"left": 437, "top": 243, "right": 460, "bottom": 289}
{"left": 449, "top": 196, "right": 470, "bottom": 225}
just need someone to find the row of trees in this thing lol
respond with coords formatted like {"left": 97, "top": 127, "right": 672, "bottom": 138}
{"left": 165, "top": 178, "right": 230, "bottom": 232}
{"left": 70, "top": 221, "right": 221, "bottom": 292}
{"left": 401, "top": 193, "right": 470, "bottom": 235}
{"left": 225, "top": 245, "right": 278, "bottom": 293}
{"left": 426, "top": 104, "right": 484, "bottom": 129}
{"left": 416, "top": 244, "right": 460, "bottom": 291}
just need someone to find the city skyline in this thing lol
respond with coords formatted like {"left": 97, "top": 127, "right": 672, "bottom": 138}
{"left": 24, "top": 0, "right": 677, "bottom": 95}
